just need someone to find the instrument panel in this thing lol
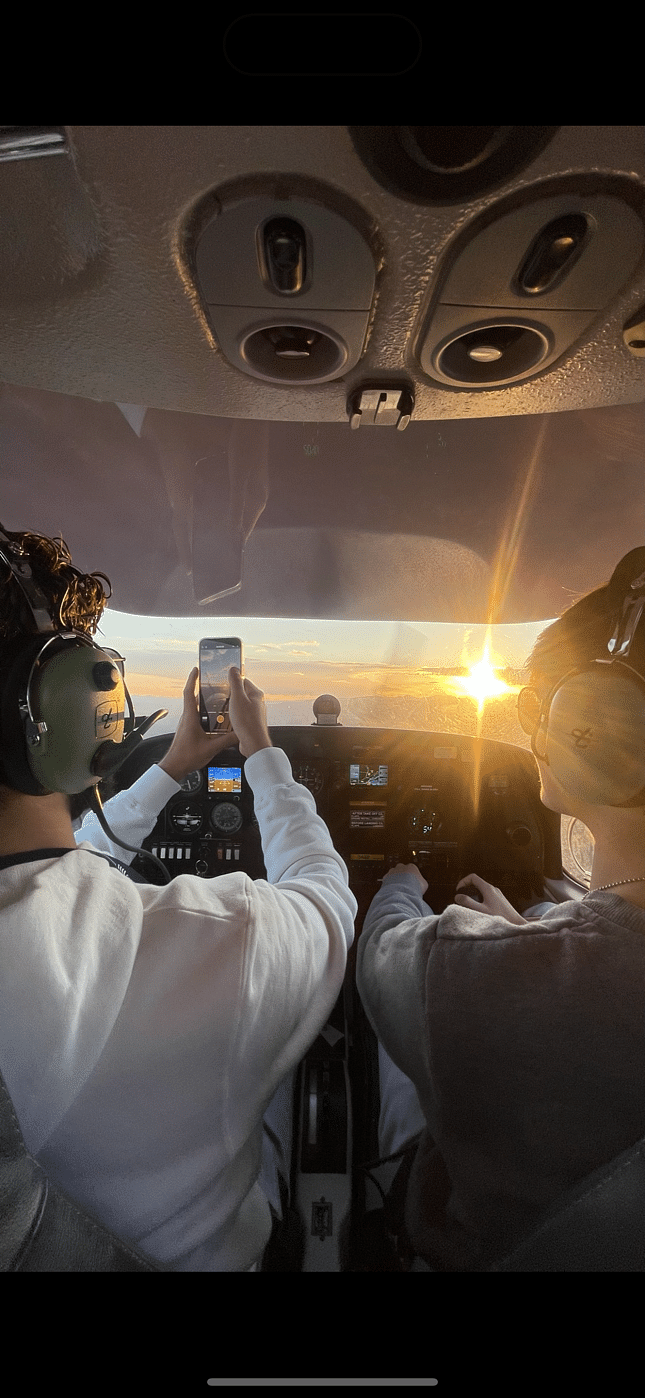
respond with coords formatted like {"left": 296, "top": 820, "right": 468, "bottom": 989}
{"left": 291, "top": 761, "right": 325, "bottom": 796}
{"left": 133, "top": 728, "right": 563, "bottom": 907}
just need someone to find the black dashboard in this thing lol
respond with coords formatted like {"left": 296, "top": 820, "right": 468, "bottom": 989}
{"left": 115, "top": 727, "right": 563, "bottom": 914}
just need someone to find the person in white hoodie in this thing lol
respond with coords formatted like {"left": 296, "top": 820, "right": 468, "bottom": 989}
{"left": 0, "top": 526, "right": 357, "bottom": 1271}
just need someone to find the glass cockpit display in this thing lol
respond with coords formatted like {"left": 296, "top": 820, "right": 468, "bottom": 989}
{"left": 349, "top": 763, "right": 388, "bottom": 786}
{"left": 208, "top": 766, "right": 242, "bottom": 793}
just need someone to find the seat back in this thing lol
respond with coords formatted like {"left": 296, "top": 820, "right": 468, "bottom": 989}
{"left": 485, "top": 1134, "right": 645, "bottom": 1271}
{"left": 0, "top": 1068, "right": 161, "bottom": 1272}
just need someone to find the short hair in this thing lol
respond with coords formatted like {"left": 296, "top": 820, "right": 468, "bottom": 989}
{"left": 526, "top": 547, "right": 645, "bottom": 692}
{"left": 0, "top": 527, "right": 112, "bottom": 802}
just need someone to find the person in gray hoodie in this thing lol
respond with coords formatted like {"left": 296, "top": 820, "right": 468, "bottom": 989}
{"left": 357, "top": 546, "right": 645, "bottom": 1270}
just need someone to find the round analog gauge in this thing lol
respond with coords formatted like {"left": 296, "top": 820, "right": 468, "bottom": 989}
{"left": 210, "top": 802, "right": 243, "bottom": 834}
{"left": 294, "top": 763, "right": 324, "bottom": 796}
{"left": 409, "top": 807, "right": 439, "bottom": 837}
{"left": 170, "top": 802, "right": 204, "bottom": 834}
{"left": 179, "top": 769, "right": 203, "bottom": 795}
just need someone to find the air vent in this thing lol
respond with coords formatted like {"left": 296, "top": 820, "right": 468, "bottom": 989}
{"left": 348, "top": 126, "right": 559, "bottom": 203}
{"left": 191, "top": 189, "right": 376, "bottom": 385}
{"left": 240, "top": 322, "right": 347, "bottom": 383}
{"left": 435, "top": 323, "right": 550, "bottom": 386}
{"left": 0, "top": 127, "right": 67, "bottom": 162}
{"left": 416, "top": 180, "right": 645, "bottom": 389}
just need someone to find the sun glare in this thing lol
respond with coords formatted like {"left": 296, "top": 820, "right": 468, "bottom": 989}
{"left": 457, "top": 645, "right": 512, "bottom": 713}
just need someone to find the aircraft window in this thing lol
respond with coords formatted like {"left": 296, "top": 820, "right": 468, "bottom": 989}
{"left": 90, "top": 608, "right": 544, "bottom": 744}
{"left": 560, "top": 816, "right": 593, "bottom": 888}
{"left": 2, "top": 386, "right": 644, "bottom": 754}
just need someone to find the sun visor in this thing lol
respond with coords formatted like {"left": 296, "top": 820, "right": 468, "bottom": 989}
{"left": 2, "top": 386, "right": 644, "bottom": 624}
{"left": 164, "top": 529, "right": 492, "bottom": 622}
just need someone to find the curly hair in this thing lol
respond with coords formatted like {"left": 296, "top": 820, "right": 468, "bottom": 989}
{"left": 0, "top": 527, "right": 112, "bottom": 808}
{"left": 0, "top": 526, "right": 111, "bottom": 641}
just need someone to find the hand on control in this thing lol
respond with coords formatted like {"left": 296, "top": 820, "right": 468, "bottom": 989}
{"left": 381, "top": 862, "right": 428, "bottom": 895}
{"left": 455, "top": 873, "right": 527, "bottom": 923}
{"left": 227, "top": 667, "right": 272, "bottom": 758}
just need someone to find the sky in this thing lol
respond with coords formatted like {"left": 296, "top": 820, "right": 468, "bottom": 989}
{"left": 94, "top": 610, "right": 554, "bottom": 734}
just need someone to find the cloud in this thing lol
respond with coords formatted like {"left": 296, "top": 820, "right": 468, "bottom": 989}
{"left": 247, "top": 641, "right": 321, "bottom": 654}
{"left": 125, "top": 673, "right": 186, "bottom": 697}
{"left": 99, "top": 632, "right": 197, "bottom": 653}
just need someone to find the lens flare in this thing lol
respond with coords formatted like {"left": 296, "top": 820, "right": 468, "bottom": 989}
{"left": 461, "top": 647, "right": 511, "bottom": 713}
{"left": 444, "top": 640, "right": 515, "bottom": 821}
{"left": 446, "top": 643, "right": 513, "bottom": 716}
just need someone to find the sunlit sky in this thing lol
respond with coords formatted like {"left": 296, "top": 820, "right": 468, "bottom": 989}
{"left": 95, "top": 610, "right": 553, "bottom": 712}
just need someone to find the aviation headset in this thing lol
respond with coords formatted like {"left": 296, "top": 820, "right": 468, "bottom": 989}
{"left": 0, "top": 523, "right": 170, "bottom": 879}
{"left": 519, "top": 556, "right": 645, "bottom": 807}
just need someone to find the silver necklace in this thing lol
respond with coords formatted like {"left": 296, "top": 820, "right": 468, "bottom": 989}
{"left": 592, "top": 876, "right": 645, "bottom": 892}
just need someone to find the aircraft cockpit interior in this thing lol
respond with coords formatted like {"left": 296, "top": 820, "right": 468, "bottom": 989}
{"left": 1, "top": 126, "right": 645, "bottom": 1288}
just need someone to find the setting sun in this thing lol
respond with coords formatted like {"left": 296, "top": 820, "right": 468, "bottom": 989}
{"left": 457, "top": 646, "right": 512, "bottom": 712}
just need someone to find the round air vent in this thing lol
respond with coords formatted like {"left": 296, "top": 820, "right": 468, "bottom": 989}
{"left": 433, "top": 322, "right": 551, "bottom": 386}
{"left": 239, "top": 320, "right": 348, "bottom": 384}
{"left": 348, "top": 126, "right": 559, "bottom": 203}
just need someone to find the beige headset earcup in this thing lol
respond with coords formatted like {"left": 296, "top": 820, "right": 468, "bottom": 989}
{"left": 547, "top": 669, "right": 645, "bottom": 805}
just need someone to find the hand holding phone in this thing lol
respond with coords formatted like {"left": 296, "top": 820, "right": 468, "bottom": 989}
{"left": 227, "top": 667, "right": 272, "bottom": 758}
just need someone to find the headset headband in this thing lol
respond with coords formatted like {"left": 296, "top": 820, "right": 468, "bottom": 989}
{"left": 0, "top": 526, "right": 57, "bottom": 634}
{"left": 606, "top": 570, "right": 645, "bottom": 661}
{"left": 527, "top": 561, "right": 645, "bottom": 807}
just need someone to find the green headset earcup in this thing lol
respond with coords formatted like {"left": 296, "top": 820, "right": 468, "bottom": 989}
{"left": 1, "top": 636, "right": 127, "bottom": 796}
{"left": 546, "top": 669, "right": 645, "bottom": 805}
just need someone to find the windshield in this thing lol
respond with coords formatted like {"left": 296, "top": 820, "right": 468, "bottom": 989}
{"left": 96, "top": 610, "right": 549, "bottom": 752}
{"left": 2, "top": 383, "right": 644, "bottom": 778}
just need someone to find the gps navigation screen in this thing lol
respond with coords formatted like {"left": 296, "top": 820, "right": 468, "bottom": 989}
{"left": 349, "top": 763, "right": 388, "bottom": 787}
{"left": 208, "top": 767, "right": 242, "bottom": 793}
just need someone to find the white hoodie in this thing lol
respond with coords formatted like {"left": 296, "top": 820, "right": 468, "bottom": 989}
{"left": 0, "top": 748, "right": 356, "bottom": 1271}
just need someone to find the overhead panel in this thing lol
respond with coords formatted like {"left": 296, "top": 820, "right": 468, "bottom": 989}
{"left": 414, "top": 181, "right": 645, "bottom": 389}
{"left": 191, "top": 190, "right": 377, "bottom": 385}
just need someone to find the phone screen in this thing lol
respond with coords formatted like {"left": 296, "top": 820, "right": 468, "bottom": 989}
{"left": 199, "top": 639, "right": 242, "bottom": 733}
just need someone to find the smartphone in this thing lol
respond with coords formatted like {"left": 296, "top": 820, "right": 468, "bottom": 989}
{"left": 199, "top": 638, "right": 243, "bottom": 734}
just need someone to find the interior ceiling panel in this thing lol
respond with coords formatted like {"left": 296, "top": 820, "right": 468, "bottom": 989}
{"left": 0, "top": 126, "right": 644, "bottom": 421}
